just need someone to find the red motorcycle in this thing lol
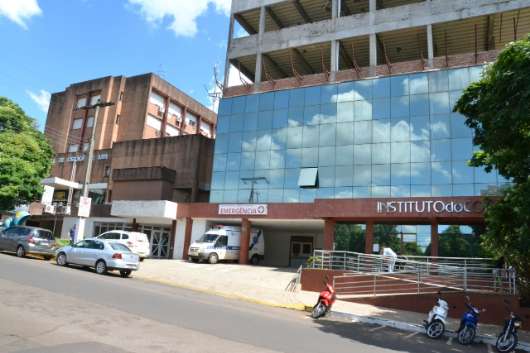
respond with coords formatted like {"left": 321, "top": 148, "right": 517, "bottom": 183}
{"left": 311, "top": 279, "right": 336, "bottom": 319}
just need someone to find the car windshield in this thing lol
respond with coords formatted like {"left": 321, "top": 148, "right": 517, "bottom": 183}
{"left": 110, "top": 243, "right": 131, "bottom": 252}
{"left": 197, "top": 234, "right": 219, "bottom": 243}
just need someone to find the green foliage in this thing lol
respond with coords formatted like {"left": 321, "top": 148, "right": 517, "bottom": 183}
{"left": 423, "top": 225, "right": 491, "bottom": 258}
{"left": 454, "top": 37, "right": 530, "bottom": 298}
{"left": 0, "top": 97, "right": 53, "bottom": 211}
{"left": 334, "top": 224, "right": 365, "bottom": 253}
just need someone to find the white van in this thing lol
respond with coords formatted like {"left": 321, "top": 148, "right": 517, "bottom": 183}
{"left": 188, "top": 225, "right": 264, "bottom": 265}
{"left": 96, "top": 230, "right": 151, "bottom": 261}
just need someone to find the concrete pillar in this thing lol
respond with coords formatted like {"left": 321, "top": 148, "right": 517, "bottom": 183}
{"left": 239, "top": 218, "right": 251, "bottom": 264}
{"left": 365, "top": 220, "right": 374, "bottom": 254}
{"left": 330, "top": 40, "right": 339, "bottom": 80}
{"left": 368, "top": 0, "right": 377, "bottom": 76}
{"left": 255, "top": 6, "right": 266, "bottom": 85}
{"left": 223, "top": 15, "right": 235, "bottom": 88}
{"left": 323, "top": 219, "right": 336, "bottom": 250}
{"left": 430, "top": 220, "right": 439, "bottom": 257}
{"left": 182, "top": 217, "right": 193, "bottom": 259}
{"left": 427, "top": 24, "right": 434, "bottom": 67}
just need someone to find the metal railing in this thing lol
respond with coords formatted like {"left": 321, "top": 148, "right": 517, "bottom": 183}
{"left": 310, "top": 250, "right": 517, "bottom": 296}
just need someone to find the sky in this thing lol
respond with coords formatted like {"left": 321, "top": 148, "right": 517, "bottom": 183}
{"left": 0, "top": 0, "right": 234, "bottom": 130}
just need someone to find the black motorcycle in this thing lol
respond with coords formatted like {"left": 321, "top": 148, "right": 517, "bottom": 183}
{"left": 496, "top": 300, "right": 523, "bottom": 353}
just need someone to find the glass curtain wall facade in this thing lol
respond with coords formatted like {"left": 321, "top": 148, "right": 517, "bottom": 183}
{"left": 211, "top": 65, "right": 508, "bottom": 203}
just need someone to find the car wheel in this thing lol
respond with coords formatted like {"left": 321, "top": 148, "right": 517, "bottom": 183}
{"left": 16, "top": 246, "right": 25, "bottom": 258}
{"left": 56, "top": 253, "right": 67, "bottom": 266}
{"left": 95, "top": 260, "right": 107, "bottom": 275}
{"left": 43, "top": 255, "right": 53, "bottom": 261}
{"left": 208, "top": 253, "right": 219, "bottom": 264}
{"left": 120, "top": 270, "right": 132, "bottom": 278}
{"left": 250, "top": 254, "right": 260, "bottom": 265}
{"left": 139, "top": 257, "right": 145, "bottom": 262}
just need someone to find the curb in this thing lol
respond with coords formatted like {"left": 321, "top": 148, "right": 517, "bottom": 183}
{"left": 329, "top": 310, "right": 530, "bottom": 352}
{"left": 135, "top": 275, "right": 307, "bottom": 311}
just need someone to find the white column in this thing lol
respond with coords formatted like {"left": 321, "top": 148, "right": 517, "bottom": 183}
{"left": 427, "top": 24, "right": 434, "bottom": 67}
{"left": 255, "top": 6, "right": 266, "bottom": 85}
{"left": 369, "top": 0, "right": 377, "bottom": 76}
{"left": 223, "top": 15, "right": 235, "bottom": 88}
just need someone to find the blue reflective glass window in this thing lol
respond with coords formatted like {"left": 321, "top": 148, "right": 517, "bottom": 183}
{"left": 391, "top": 96, "right": 410, "bottom": 119}
{"left": 353, "top": 186, "right": 370, "bottom": 197}
{"left": 428, "top": 71, "right": 448, "bottom": 92}
{"left": 214, "top": 133, "right": 229, "bottom": 154}
{"left": 256, "top": 131, "right": 272, "bottom": 150}
{"left": 452, "top": 184, "right": 474, "bottom": 196}
{"left": 230, "top": 114, "right": 244, "bottom": 132}
{"left": 337, "top": 102, "right": 354, "bottom": 122}
{"left": 218, "top": 98, "right": 233, "bottom": 116}
{"left": 216, "top": 116, "right": 230, "bottom": 133}
{"left": 391, "top": 75, "right": 409, "bottom": 96}
{"left": 448, "top": 67, "right": 470, "bottom": 91}
{"left": 391, "top": 142, "right": 410, "bottom": 163}
{"left": 451, "top": 113, "right": 472, "bottom": 138}
{"left": 354, "top": 121, "right": 372, "bottom": 144}
{"left": 258, "top": 92, "right": 274, "bottom": 111}
{"left": 391, "top": 120, "right": 410, "bottom": 142}
{"left": 432, "top": 184, "right": 451, "bottom": 197}
{"left": 431, "top": 139, "right": 451, "bottom": 161}
{"left": 289, "top": 88, "right": 305, "bottom": 108}
{"left": 320, "top": 103, "right": 337, "bottom": 124}
{"left": 272, "top": 109, "right": 288, "bottom": 129}
{"left": 242, "top": 131, "right": 256, "bottom": 151}
{"left": 232, "top": 96, "right": 246, "bottom": 113}
{"left": 227, "top": 153, "right": 241, "bottom": 171}
{"left": 373, "top": 98, "right": 390, "bottom": 119}
{"left": 411, "top": 162, "right": 430, "bottom": 184}
{"left": 243, "top": 113, "right": 258, "bottom": 131}
{"left": 409, "top": 73, "right": 429, "bottom": 94}
{"left": 373, "top": 77, "right": 390, "bottom": 98}
{"left": 319, "top": 166, "right": 335, "bottom": 187}
{"left": 287, "top": 127, "right": 303, "bottom": 148}
{"left": 449, "top": 90, "right": 463, "bottom": 109}
{"left": 372, "top": 164, "right": 390, "bottom": 185}
{"left": 257, "top": 111, "right": 273, "bottom": 130}
{"left": 283, "top": 189, "right": 300, "bottom": 202}
{"left": 354, "top": 100, "right": 372, "bottom": 121}
{"left": 410, "top": 116, "right": 430, "bottom": 141}
{"left": 335, "top": 165, "right": 354, "bottom": 187}
{"left": 210, "top": 191, "right": 223, "bottom": 203}
{"left": 431, "top": 115, "right": 450, "bottom": 139}
{"left": 335, "top": 187, "right": 353, "bottom": 199}
{"left": 391, "top": 185, "right": 410, "bottom": 197}
{"left": 354, "top": 144, "right": 371, "bottom": 164}
{"left": 268, "top": 189, "right": 284, "bottom": 202}
{"left": 452, "top": 160, "right": 473, "bottom": 183}
{"left": 305, "top": 86, "right": 321, "bottom": 106}
{"left": 336, "top": 145, "right": 354, "bottom": 165}
{"left": 255, "top": 151, "right": 271, "bottom": 169}
{"left": 317, "top": 187, "right": 335, "bottom": 199}
{"left": 245, "top": 95, "right": 258, "bottom": 113}
{"left": 274, "top": 90, "right": 290, "bottom": 110}
{"left": 319, "top": 124, "right": 336, "bottom": 146}
{"left": 475, "top": 167, "right": 497, "bottom": 184}
{"left": 228, "top": 132, "right": 242, "bottom": 152}
{"left": 469, "top": 66, "right": 483, "bottom": 82}
{"left": 300, "top": 189, "right": 316, "bottom": 202}
{"left": 430, "top": 92, "right": 450, "bottom": 115}
{"left": 284, "top": 169, "right": 299, "bottom": 188}
{"left": 372, "top": 186, "right": 391, "bottom": 197}
{"left": 336, "top": 122, "right": 354, "bottom": 145}
{"left": 353, "top": 164, "right": 372, "bottom": 186}
{"left": 319, "top": 146, "right": 336, "bottom": 166}
{"left": 475, "top": 184, "right": 494, "bottom": 196}
{"left": 288, "top": 108, "right": 304, "bottom": 126}
{"left": 302, "top": 147, "right": 318, "bottom": 167}
{"left": 372, "top": 143, "right": 390, "bottom": 164}
{"left": 411, "top": 184, "right": 431, "bottom": 197}
{"left": 432, "top": 162, "right": 452, "bottom": 184}
{"left": 337, "top": 82, "right": 354, "bottom": 102}
{"left": 372, "top": 120, "right": 391, "bottom": 143}
{"left": 241, "top": 152, "right": 255, "bottom": 170}
{"left": 286, "top": 148, "right": 302, "bottom": 168}
{"left": 269, "top": 169, "right": 285, "bottom": 188}
{"left": 224, "top": 190, "right": 238, "bottom": 203}
{"left": 213, "top": 154, "right": 227, "bottom": 172}
{"left": 269, "top": 150, "right": 285, "bottom": 169}
{"left": 271, "top": 129, "right": 287, "bottom": 150}
{"left": 410, "top": 94, "right": 429, "bottom": 116}
{"left": 304, "top": 105, "right": 320, "bottom": 125}
{"left": 410, "top": 140, "right": 430, "bottom": 162}
{"left": 452, "top": 138, "right": 473, "bottom": 161}
{"left": 224, "top": 171, "right": 239, "bottom": 189}
{"left": 237, "top": 189, "right": 251, "bottom": 203}
{"left": 391, "top": 163, "right": 411, "bottom": 185}
{"left": 354, "top": 80, "right": 373, "bottom": 100}
{"left": 321, "top": 84, "right": 338, "bottom": 104}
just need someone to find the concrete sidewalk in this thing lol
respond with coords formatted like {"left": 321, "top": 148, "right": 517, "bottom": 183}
{"left": 135, "top": 260, "right": 529, "bottom": 350}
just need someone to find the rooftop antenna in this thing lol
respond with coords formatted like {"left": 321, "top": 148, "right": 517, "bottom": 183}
{"left": 206, "top": 66, "right": 224, "bottom": 111}
{"left": 241, "top": 177, "right": 269, "bottom": 203}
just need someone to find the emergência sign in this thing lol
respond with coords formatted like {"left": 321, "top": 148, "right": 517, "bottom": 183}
{"left": 376, "top": 200, "right": 481, "bottom": 214}
{"left": 218, "top": 204, "right": 268, "bottom": 216}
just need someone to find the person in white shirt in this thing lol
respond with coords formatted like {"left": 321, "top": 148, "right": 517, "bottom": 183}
{"left": 381, "top": 246, "right": 398, "bottom": 272}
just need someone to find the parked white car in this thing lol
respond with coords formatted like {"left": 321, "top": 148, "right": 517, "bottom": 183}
{"left": 96, "top": 230, "right": 150, "bottom": 260}
{"left": 55, "top": 239, "right": 140, "bottom": 277}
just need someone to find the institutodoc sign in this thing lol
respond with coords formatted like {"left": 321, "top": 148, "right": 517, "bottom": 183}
{"left": 218, "top": 204, "right": 268, "bottom": 216}
{"left": 376, "top": 200, "right": 482, "bottom": 214}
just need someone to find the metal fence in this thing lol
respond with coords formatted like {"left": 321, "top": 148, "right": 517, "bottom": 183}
{"left": 310, "top": 250, "right": 517, "bottom": 296}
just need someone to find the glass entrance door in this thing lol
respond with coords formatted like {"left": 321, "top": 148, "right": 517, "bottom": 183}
{"left": 289, "top": 236, "right": 313, "bottom": 267}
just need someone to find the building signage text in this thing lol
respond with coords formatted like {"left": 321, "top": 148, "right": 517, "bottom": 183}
{"left": 376, "top": 200, "right": 481, "bottom": 214}
{"left": 218, "top": 204, "right": 268, "bottom": 216}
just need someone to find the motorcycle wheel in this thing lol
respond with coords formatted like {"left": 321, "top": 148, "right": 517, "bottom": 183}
{"left": 311, "top": 302, "right": 327, "bottom": 319}
{"left": 458, "top": 326, "right": 476, "bottom": 345}
{"left": 496, "top": 332, "right": 518, "bottom": 353}
{"left": 426, "top": 319, "right": 445, "bottom": 339}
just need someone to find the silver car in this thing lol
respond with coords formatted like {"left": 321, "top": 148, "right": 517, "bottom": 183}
{"left": 0, "top": 226, "right": 56, "bottom": 259}
{"left": 55, "top": 239, "right": 140, "bottom": 278}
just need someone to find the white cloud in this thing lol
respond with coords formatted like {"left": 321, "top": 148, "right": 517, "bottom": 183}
{"left": 27, "top": 89, "right": 51, "bottom": 113}
{"left": 128, "top": 0, "right": 230, "bottom": 37}
{"left": 0, "top": 0, "right": 41, "bottom": 29}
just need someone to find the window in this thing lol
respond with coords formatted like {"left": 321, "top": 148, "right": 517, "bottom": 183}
{"left": 110, "top": 243, "right": 130, "bottom": 251}
{"left": 200, "top": 121, "right": 211, "bottom": 136}
{"left": 149, "top": 92, "right": 165, "bottom": 111}
{"left": 101, "top": 232, "right": 120, "bottom": 240}
{"left": 86, "top": 116, "right": 94, "bottom": 128}
{"left": 168, "top": 102, "right": 182, "bottom": 121}
{"left": 298, "top": 167, "right": 318, "bottom": 188}
{"left": 215, "top": 236, "right": 228, "bottom": 248}
{"left": 76, "top": 97, "right": 87, "bottom": 108}
{"left": 83, "top": 143, "right": 90, "bottom": 152}
{"left": 146, "top": 114, "right": 162, "bottom": 131}
{"left": 90, "top": 95, "right": 101, "bottom": 106}
{"left": 104, "top": 166, "right": 111, "bottom": 177}
{"left": 72, "top": 118, "right": 83, "bottom": 130}
{"left": 68, "top": 144, "right": 79, "bottom": 153}
{"left": 186, "top": 112, "right": 198, "bottom": 126}
{"left": 166, "top": 124, "right": 179, "bottom": 136}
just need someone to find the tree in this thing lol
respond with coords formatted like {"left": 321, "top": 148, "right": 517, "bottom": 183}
{"left": 454, "top": 37, "right": 530, "bottom": 298}
{"left": 0, "top": 97, "right": 53, "bottom": 211}
{"left": 334, "top": 224, "right": 364, "bottom": 253}
{"left": 424, "top": 225, "right": 491, "bottom": 258}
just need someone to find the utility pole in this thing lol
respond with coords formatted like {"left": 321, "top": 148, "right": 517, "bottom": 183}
{"left": 241, "top": 177, "right": 268, "bottom": 203}
{"left": 74, "top": 99, "right": 115, "bottom": 240}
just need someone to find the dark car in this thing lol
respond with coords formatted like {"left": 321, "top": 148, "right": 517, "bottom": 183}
{"left": 0, "top": 226, "right": 56, "bottom": 259}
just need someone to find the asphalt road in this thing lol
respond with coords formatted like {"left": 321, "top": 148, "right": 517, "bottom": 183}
{"left": 0, "top": 253, "right": 507, "bottom": 353}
